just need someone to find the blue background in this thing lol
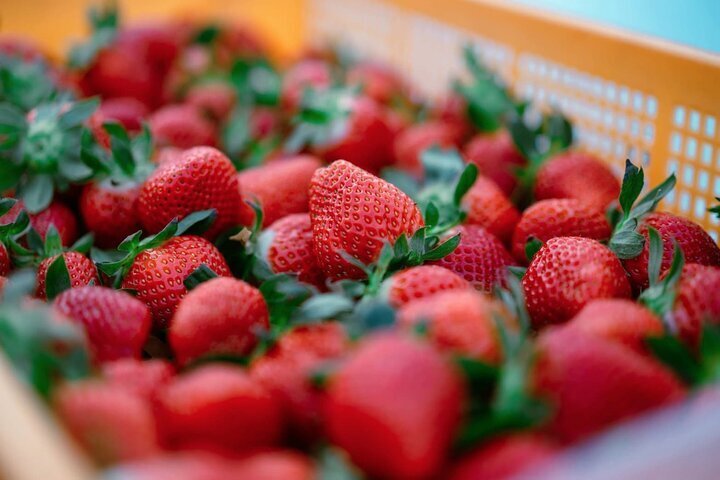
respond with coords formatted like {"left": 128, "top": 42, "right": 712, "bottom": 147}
{"left": 512, "top": 0, "right": 720, "bottom": 53}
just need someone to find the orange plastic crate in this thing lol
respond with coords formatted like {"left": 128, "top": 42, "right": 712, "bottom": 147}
{"left": 1, "top": 0, "right": 720, "bottom": 478}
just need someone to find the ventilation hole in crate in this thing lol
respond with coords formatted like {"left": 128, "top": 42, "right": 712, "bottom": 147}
{"left": 689, "top": 110, "right": 701, "bottom": 132}
{"left": 711, "top": 231, "right": 718, "bottom": 242}
{"left": 706, "top": 116, "right": 717, "bottom": 139}
{"left": 644, "top": 124, "right": 655, "bottom": 143}
{"left": 619, "top": 87, "right": 630, "bottom": 108}
{"left": 686, "top": 137, "right": 698, "bottom": 159}
{"left": 699, "top": 170, "right": 710, "bottom": 191}
{"left": 695, "top": 198, "right": 707, "bottom": 220}
{"left": 642, "top": 150, "right": 651, "bottom": 166}
{"left": 674, "top": 107, "right": 686, "bottom": 127}
{"left": 683, "top": 165, "right": 695, "bottom": 186}
{"left": 714, "top": 177, "right": 720, "bottom": 196}
{"left": 702, "top": 143, "right": 713, "bottom": 165}
{"left": 633, "top": 92, "right": 643, "bottom": 113}
{"left": 680, "top": 191, "right": 691, "bottom": 213}
{"left": 646, "top": 96, "right": 658, "bottom": 118}
{"left": 670, "top": 132, "right": 682, "bottom": 153}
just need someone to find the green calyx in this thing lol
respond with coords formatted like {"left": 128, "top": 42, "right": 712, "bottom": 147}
{"left": 81, "top": 121, "right": 155, "bottom": 186}
{"left": 0, "top": 55, "right": 61, "bottom": 111}
{"left": 230, "top": 57, "right": 282, "bottom": 107}
{"left": 454, "top": 44, "right": 518, "bottom": 133}
{"left": 457, "top": 276, "right": 549, "bottom": 450}
{"left": 0, "top": 98, "right": 99, "bottom": 213}
{"left": 95, "top": 209, "right": 217, "bottom": 288}
{"left": 0, "top": 270, "right": 91, "bottom": 399}
{"left": 638, "top": 226, "right": 685, "bottom": 328}
{"left": 647, "top": 324, "right": 720, "bottom": 387}
{"left": 0, "top": 198, "right": 30, "bottom": 248}
{"left": 608, "top": 160, "right": 676, "bottom": 259}
{"left": 709, "top": 197, "right": 720, "bottom": 219}
{"left": 68, "top": 3, "right": 120, "bottom": 70}
{"left": 9, "top": 221, "right": 94, "bottom": 269}
{"left": 284, "top": 85, "right": 359, "bottom": 153}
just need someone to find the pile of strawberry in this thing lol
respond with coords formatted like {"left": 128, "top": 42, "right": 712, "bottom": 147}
{"left": 2, "top": 5, "right": 720, "bottom": 479}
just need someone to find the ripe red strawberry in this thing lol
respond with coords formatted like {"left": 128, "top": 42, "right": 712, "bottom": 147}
{"left": 534, "top": 327, "right": 685, "bottom": 443}
{"left": 96, "top": 97, "right": 150, "bottom": 132}
{"left": 259, "top": 213, "right": 326, "bottom": 288}
{"left": 448, "top": 434, "right": 559, "bottom": 480}
{"left": 463, "top": 130, "right": 526, "bottom": 196}
{"left": 309, "top": 160, "right": 424, "bottom": 280}
{"left": 250, "top": 323, "right": 348, "bottom": 442}
{"left": 622, "top": 212, "right": 720, "bottom": 291}
{"left": 534, "top": 151, "right": 620, "bottom": 210}
{"left": 237, "top": 156, "right": 322, "bottom": 227}
{"left": 102, "top": 359, "right": 175, "bottom": 401}
{"left": 0, "top": 200, "right": 78, "bottom": 246}
{"left": 36, "top": 252, "right": 99, "bottom": 300}
{"left": 280, "top": 59, "right": 332, "bottom": 112}
{"left": 523, "top": 237, "right": 631, "bottom": 327}
{"left": 463, "top": 175, "right": 521, "bottom": 244}
{"left": 326, "top": 333, "right": 464, "bottom": 479}
{"left": 149, "top": 104, "right": 218, "bottom": 149}
{"left": 53, "top": 286, "right": 151, "bottom": 364}
{"left": 384, "top": 265, "right": 470, "bottom": 307}
{"left": 567, "top": 299, "right": 663, "bottom": 354}
{"left": 184, "top": 81, "right": 236, "bottom": 122}
{"left": 511, "top": 199, "right": 611, "bottom": 262}
{"left": 80, "top": 182, "right": 142, "bottom": 248}
{"left": 169, "top": 277, "right": 269, "bottom": 366}
{"left": 431, "top": 225, "right": 516, "bottom": 292}
{"left": 393, "top": 121, "right": 462, "bottom": 176}
{"left": 431, "top": 93, "right": 473, "bottom": 141}
{"left": 121, "top": 235, "right": 231, "bottom": 327}
{"left": 671, "top": 264, "right": 720, "bottom": 346}
{"left": 232, "top": 451, "right": 316, "bottom": 480}
{"left": 155, "top": 146, "right": 183, "bottom": 165}
{"left": 347, "top": 61, "right": 407, "bottom": 105}
{"left": 397, "top": 289, "right": 505, "bottom": 363}
{"left": 0, "top": 244, "right": 9, "bottom": 277}
{"left": 54, "top": 381, "right": 160, "bottom": 465}
{"left": 137, "top": 146, "right": 242, "bottom": 239}
{"left": 154, "top": 364, "right": 283, "bottom": 454}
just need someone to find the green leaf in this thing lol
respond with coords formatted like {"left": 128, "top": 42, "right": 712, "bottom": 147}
{"left": 58, "top": 98, "right": 99, "bottom": 129}
{"left": 193, "top": 24, "right": 221, "bottom": 45}
{"left": 0, "top": 158, "right": 24, "bottom": 192}
{"left": 58, "top": 156, "right": 93, "bottom": 182}
{"left": 294, "top": 293, "right": 355, "bottom": 323}
{"left": 453, "top": 163, "right": 478, "bottom": 206}
{"left": 184, "top": 264, "right": 219, "bottom": 291}
{"left": 424, "top": 201, "right": 440, "bottom": 228}
{"left": 700, "top": 324, "right": 720, "bottom": 383}
{"left": 381, "top": 168, "right": 421, "bottom": 198}
{"left": 175, "top": 209, "right": 218, "bottom": 236}
{"left": 45, "top": 255, "right": 72, "bottom": 300}
{"left": 647, "top": 226, "right": 664, "bottom": 286}
{"left": 608, "top": 224, "right": 645, "bottom": 259}
{"left": 70, "top": 233, "right": 94, "bottom": 254}
{"left": 104, "top": 122, "right": 136, "bottom": 176}
{"left": 43, "top": 226, "right": 64, "bottom": 257}
{"left": 507, "top": 114, "right": 536, "bottom": 160}
{"left": 0, "top": 103, "right": 27, "bottom": 132}
{"left": 17, "top": 174, "right": 54, "bottom": 213}
{"left": 631, "top": 173, "right": 676, "bottom": 220}
{"left": 618, "top": 160, "right": 645, "bottom": 216}
{"left": 0, "top": 198, "right": 17, "bottom": 217}
{"left": 422, "top": 233, "right": 461, "bottom": 261}
{"left": 222, "top": 107, "right": 251, "bottom": 159}
{"left": 524, "top": 237, "right": 543, "bottom": 263}
{"left": 708, "top": 198, "right": 720, "bottom": 219}
{"left": 646, "top": 334, "right": 701, "bottom": 385}
{"left": 317, "top": 448, "right": 363, "bottom": 480}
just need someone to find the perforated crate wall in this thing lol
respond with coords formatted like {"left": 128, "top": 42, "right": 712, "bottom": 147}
{"left": 308, "top": 0, "right": 720, "bottom": 241}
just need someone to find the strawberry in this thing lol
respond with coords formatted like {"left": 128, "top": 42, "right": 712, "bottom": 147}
{"left": 0, "top": 200, "right": 78, "bottom": 246}
{"left": 671, "top": 263, "right": 720, "bottom": 345}
{"left": 309, "top": 160, "right": 424, "bottom": 280}
{"left": 287, "top": 88, "right": 396, "bottom": 174}
{"left": 0, "top": 245, "right": 8, "bottom": 277}
{"left": 232, "top": 450, "right": 316, "bottom": 480}
{"left": 98, "top": 216, "right": 232, "bottom": 327}
{"left": 431, "top": 225, "right": 516, "bottom": 292}
{"left": 280, "top": 59, "right": 332, "bottom": 112}
{"left": 397, "top": 289, "right": 505, "bottom": 363}
{"left": 347, "top": 60, "right": 407, "bottom": 105}
{"left": 448, "top": 434, "right": 559, "bottom": 480}
{"left": 463, "top": 175, "right": 520, "bottom": 244}
{"left": 622, "top": 212, "right": 720, "bottom": 291}
{"left": 184, "top": 81, "right": 236, "bottom": 122}
{"left": 149, "top": 104, "right": 218, "bottom": 149}
{"left": 326, "top": 333, "right": 464, "bottom": 478}
{"left": 258, "top": 213, "right": 326, "bottom": 288}
{"left": 250, "top": 323, "right": 348, "bottom": 442}
{"left": 431, "top": 93, "right": 473, "bottom": 141}
{"left": 169, "top": 277, "right": 269, "bottom": 366}
{"left": 37, "top": 251, "right": 99, "bottom": 300}
{"left": 79, "top": 123, "right": 155, "bottom": 248}
{"left": 534, "top": 327, "right": 685, "bottom": 443}
{"left": 383, "top": 265, "right": 470, "bottom": 307}
{"left": 102, "top": 358, "right": 175, "bottom": 400}
{"left": 511, "top": 199, "right": 611, "bottom": 262}
{"left": 523, "top": 237, "right": 631, "bottom": 327}
{"left": 53, "top": 286, "right": 151, "bottom": 364}
{"left": 154, "top": 364, "right": 283, "bottom": 454}
{"left": 96, "top": 97, "right": 149, "bottom": 132}
{"left": 393, "top": 121, "right": 462, "bottom": 176}
{"left": 53, "top": 381, "right": 160, "bottom": 465}
{"left": 463, "top": 130, "right": 526, "bottom": 196}
{"left": 534, "top": 151, "right": 620, "bottom": 211}
{"left": 237, "top": 155, "right": 322, "bottom": 227}
{"left": 567, "top": 299, "right": 663, "bottom": 354}
{"left": 137, "top": 146, "right": 242, "bottom": 239}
